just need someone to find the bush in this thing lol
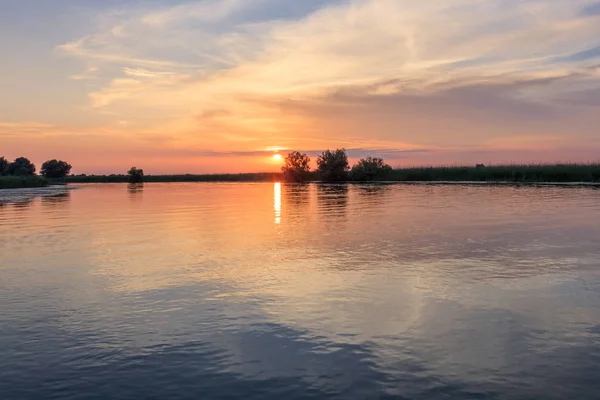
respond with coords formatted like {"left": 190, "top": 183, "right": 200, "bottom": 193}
{"left": 127, "top": 167, "right": 144, "bottom": 183}
{"left": 316, "top": 149, "right": 349, "bottom": 182}
{"left": 41, "top": 159, "right": 72, "bottom": 179}
{"left": 0, "top": 157, "right": 8, "bottom": 176}
{"left": 7, "top": 157, "right": 36, "bottom": 176}
{"left": 282, "top": 151, "right": 311, "bottom": 182}
{"left": 350, "top": 157, "right": 392, "bottom": 181}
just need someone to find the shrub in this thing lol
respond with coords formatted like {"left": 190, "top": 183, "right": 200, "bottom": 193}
{"left": 7, "top": 157, "right": 36, "bottom": 176}
{"left": 316, "top": 149, "right": 349, "bottom": 182}
{"left": 282, "top": 151, "right": 311, "bottom": 182}
{"left": 350, "top": 157, "right": 392, "bottom": 181}
{"left": 0, "top": 157, "right": 8, "bottom": 176}
{"left": 41, "top": 159, "right": 72, "bottom": 179}
{"left": 127, "top": 167, "right": 144, "bottom": 183}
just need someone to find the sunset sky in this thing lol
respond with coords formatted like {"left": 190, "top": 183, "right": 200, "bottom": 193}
{"left": 1, "top": 0, "right": 599, "bottom": 174}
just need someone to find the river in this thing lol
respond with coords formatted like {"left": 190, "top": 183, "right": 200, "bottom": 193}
{"left": 1, "top": 183, "right": 599, "bottom": 399}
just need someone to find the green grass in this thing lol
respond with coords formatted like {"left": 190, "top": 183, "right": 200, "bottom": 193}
{"left": 0, "top": 175, "right": 48, "bottom": 189}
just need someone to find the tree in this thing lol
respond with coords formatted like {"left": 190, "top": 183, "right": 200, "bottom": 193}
{"left": 127, "top": 167, "right": 144, "bottom": 183}
{"left": 0, "top": 157, "right": 8, "bottom": 176}
{"left": 350, "top": 157, "right": 392, "bottom": 181}
{"left": 316, "top": 149, "right": 349, "bottom": 182}
{"left": 282, "top": 151, "right": 311, "bottom": 182}
{"left": 41, "top": 159, "right": 72, "bottom": 179}
{"left": 7, "top": 157, "right": 36, "bottom": 176}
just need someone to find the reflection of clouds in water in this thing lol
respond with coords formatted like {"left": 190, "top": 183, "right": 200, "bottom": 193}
{"left": 0, "top": 307, "right": 457, "bottom": 399}
{"left": 5, "top": 277, "right": 598, "bottom": 400}
{"left": 3, "top": 184, "right": 600, "bottom": 399}
{"left": 415, "top": 301, "right": 537, "bottom": 374}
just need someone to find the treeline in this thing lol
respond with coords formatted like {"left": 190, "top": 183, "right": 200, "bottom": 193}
{"left": 4, "top": 152, "right": 600, "bottom": 188}
{"left": 282, "top": 149, "right": 392, "bottom": 182}
{"left": 0, "top": 156, "right": 72, "bottom": 188}
{"left": 66, "top": 172, "right": 282, "bottom": 183}
{"left": 281, "top": 149, "right": 600, "bottom": 183}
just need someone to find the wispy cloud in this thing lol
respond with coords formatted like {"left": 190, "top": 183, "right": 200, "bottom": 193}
{"left": 61, "top": 0, "right": 600, "bottom": 104}
{"left": 581, "top": 1, "right": 600, "bottom": 16}
{"left": 3, "top": 0, "right": 600, "bottom": 172}
{"left": 122, "top": 67, "right": 173, "bottom": 77}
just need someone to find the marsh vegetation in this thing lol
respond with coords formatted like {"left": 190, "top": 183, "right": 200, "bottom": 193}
{"left": 4, "top": 153, "right": 599, "bottom": 188}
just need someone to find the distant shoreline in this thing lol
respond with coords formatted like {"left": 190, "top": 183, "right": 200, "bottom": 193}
{"left": 65, "top": 164, "right": 600, "bottom": 185}
{"left": 69, "top": 180, "right": 600, "bottom": 188}
{"left": 2, "top": 164, "right": 600, "bottom": 189}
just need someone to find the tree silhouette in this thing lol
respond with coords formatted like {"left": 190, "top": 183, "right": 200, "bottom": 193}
{"left": 7, "top": 157, "right": 36, "bottom": 176}
{"left": 316, "top": 149, "right": 349, "bottom": 182}
{"left": 350, "top": 157, "right": 392, "bottom": 181}
{"left": 282, "top": 151, "right": 311, "bottom": 182}
{"left": 0, "top": 157, "right": 8, "bottom": 176}
{"left": 41, "top": 159, "right": 72, "bottom": 179}
{"left": 127, "top": 167, "right": 144, "bottom": 183}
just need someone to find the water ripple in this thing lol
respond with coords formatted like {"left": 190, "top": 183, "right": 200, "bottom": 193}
{"left": 1, "top": 183, "right": 600, "bottom": 399}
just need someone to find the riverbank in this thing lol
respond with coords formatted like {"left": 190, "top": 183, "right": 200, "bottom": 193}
{"left": 386, "top": 164, "right": 600, "bottom": 182}
{"left": 0, "top": 176, "right": 48, "bottom": 189}
{"left": 65, "top": 172, "right": 281, "bottom": 183}
{"left": 63, "top": 164, "right": 600, "bottom": 184}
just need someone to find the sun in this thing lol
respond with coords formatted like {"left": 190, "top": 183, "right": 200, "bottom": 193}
{"left": 272, "top": 153, "right": 283, "bottom": 162}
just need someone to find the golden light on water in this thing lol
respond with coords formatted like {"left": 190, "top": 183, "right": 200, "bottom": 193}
{"left": 274, "top": 182, "right": 281, "bottom": 225}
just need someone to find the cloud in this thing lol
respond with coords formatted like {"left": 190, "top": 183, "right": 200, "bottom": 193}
{"left": 554, "top": 45, "right": 600, "bottom": 62}
{"left": 6, "top": 0, "right": 600, "bottom": 172}
{"left": 140, "top": 0, "right": 253, "bottom": 26}
{"left": 61, "top": 0, "right": 600, "bottom": 106}
{"left": 144, "top": 147, "right": 431, "bottom": 159}
{"left": 70, "top": 74, "right": 97, "bottom": 80}
{"left": 581, "top": 1, "right": 600, "bottom": 16}
{"left": 0, "top": 121, "right": 58, "bottom": 136}
{"left": 122, "top": 67, "right": 173, "bottom": 77}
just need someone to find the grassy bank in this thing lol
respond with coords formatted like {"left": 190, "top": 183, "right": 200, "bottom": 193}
{"left": 62, "top": 164, "right": 600, "bottom": 184}
{"left": 386, "top": 164, "right": 600, "bottom": 183}
{"left": 0, "top": 176, "right": 48, "bottom": 189}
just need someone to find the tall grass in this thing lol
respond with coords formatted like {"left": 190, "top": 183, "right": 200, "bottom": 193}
{"left": 62, "top": 164, "right": 600, "bottom": 184}
{"left": 0, "top": 176, "right": 48, "bottom": 189}
{"left": 385, "top": 163, "right": 600, "bottom": 183}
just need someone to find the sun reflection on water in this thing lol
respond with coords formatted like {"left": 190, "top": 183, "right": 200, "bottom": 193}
{"left": 274, "top": 182, "right": 281, "bottom": 224}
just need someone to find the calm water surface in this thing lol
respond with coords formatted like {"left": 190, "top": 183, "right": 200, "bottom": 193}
{"left": 1, "top": 183, "right": 600, "bottom": 399}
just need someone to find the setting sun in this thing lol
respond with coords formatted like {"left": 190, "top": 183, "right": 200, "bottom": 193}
{"left": 272, "top": 154, "right": 283, "bottom": 162}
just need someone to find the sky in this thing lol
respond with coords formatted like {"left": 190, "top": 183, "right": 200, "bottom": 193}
{"left": 1, "top": 0, "right": 599, "bottom": 174}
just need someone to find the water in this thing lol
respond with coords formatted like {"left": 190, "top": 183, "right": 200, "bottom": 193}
{"left": 1, "top": 183, "right": 600, "bottom": 399}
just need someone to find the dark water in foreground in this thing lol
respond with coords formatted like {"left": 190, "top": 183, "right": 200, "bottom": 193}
{"left": 1, "top": 183, "right": 600, "bottom": 399}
